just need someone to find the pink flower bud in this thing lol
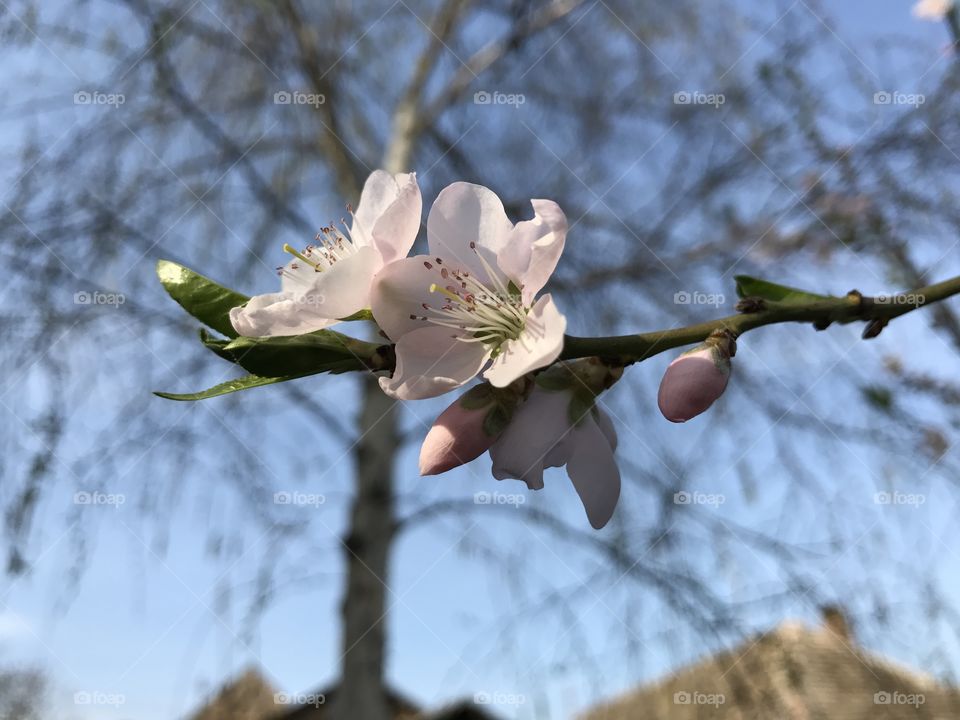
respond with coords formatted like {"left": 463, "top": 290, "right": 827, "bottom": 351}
{"left": 658, "top": 346, "right": 731, "bottom": 423}
{"left": 419, "top": 393, "right": 500, "bottom": 476}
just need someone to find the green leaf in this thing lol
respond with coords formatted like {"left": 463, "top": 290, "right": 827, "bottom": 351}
{"left": 157, "top": 260, "right": 249, "bottom": 338}
{"left": 483, "top": 403, "right": 512, "bottom": 437}
{"left": 459, "top": 383, "right": 495, "bottom": 410}
{"left": 216, "top": 330, "right": 380, "bottom": 377}
{"left": 568, "top": 390, "right": 595, "bottom": 427}
{"left": 154, "top": 373, "right": 306, "bottom": 401}
{"left": 734, "top": 275, "right": 833, "bottom": 304}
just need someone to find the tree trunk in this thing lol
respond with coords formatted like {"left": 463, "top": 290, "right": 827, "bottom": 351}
{"left": 331, "top": 376, "right": 397, "bottom": 720}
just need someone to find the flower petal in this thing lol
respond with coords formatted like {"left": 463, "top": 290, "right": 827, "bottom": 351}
{"left": 566, "top": 419, "right": 621, "bottom": 529}
{"left": 593, "top": 406, "right": 618, "bottom": 452}
{"left": 379, "top": 326, "right": 488, "bottom": 400}
{"left": 305, "top": 245, "right": 381, "bottom": 319}
{"left": 369, "top": 255, "right": 441, "bottom": 340}
{"left": 426, "top": 182, "right": 512, "bottom": 283}
{"left": 489, "top": 388, "right": 573, "bottom": 490}
{"left": 353, "top": 171, "right": 422, "bottom": 265}
{"left": 497, "top": 199, "right": 568, "bottom": 304}
{"left": 483, "top": 294, "right": 566, "bottom": 387}
{"left": 229, "top": 292, "right": 338, "bottom": 337}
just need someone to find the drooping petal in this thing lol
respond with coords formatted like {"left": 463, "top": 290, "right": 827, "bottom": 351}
{"left": 566, "top": 419, "right": 621, "bottom": 529}
{"left": 352, "top": 171, "right": 422, "bottom": 265}
{"left": 369, "top": 255, "right": 443, "bottom": 340}
{"left": 489, "top": 389, "right": 572, "bottom": 490}
{"left": 229, "top": 292, "right": 338, "bottom": 337}
{"left": 593, "top": 406, "right": 618, "bottom": 452}
{"left": 497, "top": 199, "right": 568, "bottom": 305}
{"left": 379, "top": 326, "right": 488, "bottom": 400}
{"left": 426, "top": 182, "right": 513, "bottom": 284}
{"left": 483, "top": 294, "right": 566, "bottom": 388}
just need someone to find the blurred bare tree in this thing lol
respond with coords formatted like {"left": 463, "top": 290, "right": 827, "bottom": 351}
{"left": 2, "top": 0, "right": 960, "bottom": 717}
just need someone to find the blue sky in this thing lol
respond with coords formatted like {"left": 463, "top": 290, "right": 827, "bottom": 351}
{"left": 2, "top": 2, "right": 960, "bottom": 719}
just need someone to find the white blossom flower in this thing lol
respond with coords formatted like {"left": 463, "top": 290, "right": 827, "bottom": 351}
{"left": 913, "top": 0, "right": 954, "bottom": 20}
{"left": 489, "top": 387, "right": 620, "bottom": 529}
{"left": 230, "top": 171, "right": 421, "bottom": 337}
{"left": 371, "top": 182, "right": 568, "bottom": 399}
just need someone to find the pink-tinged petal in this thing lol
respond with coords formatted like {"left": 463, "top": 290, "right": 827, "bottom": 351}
{"left": 483, "top": 294, "right": 566, "bottom": 387}
{"left": 229, "top": 292, "right": 338, "bottom": 337}
{"left": 379, "top": 326, "right": 488, "bottom": 400}
{"left": 304, "top": 245, "right": 380, "bottom": 319}
{"left": 426, "top": 182, "right": 512, "bottom": 283}
{"left": 657, "top": 347, "right": 731, "bottom": 423}
{"left": 497, "top": 199, "right": 568, "bottom": 304}
{"left": 489, "top": 389, "right": 572, "bottom": 490}
{"left": 369, "top": 255, "right": 442, "bottom": 340}
{"left": 353, "top": 171, "right": 422, "bottom": 265}
{"left": 419, "top": 393, "right": 499, "bottom": 476}
{"left": 566, "top": 420, "right": 621, "bottom": 529}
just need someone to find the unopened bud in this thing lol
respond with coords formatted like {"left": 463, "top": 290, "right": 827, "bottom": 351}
{"left": 658, "top": 332, "right": 734, "bottom": 423}
{"left": 419, "top": 383, "right": 519, "bottom": 476}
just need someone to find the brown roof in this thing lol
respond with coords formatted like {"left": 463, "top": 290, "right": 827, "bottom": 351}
{"left": 580, "top": 620, "right": 960, "bottom": 720}
{"left": 187, "top": 667, "right": 280, "bottom": 720}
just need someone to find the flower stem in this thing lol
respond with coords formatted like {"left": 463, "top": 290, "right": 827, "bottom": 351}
{"left": 559, "top": 274, "right": 960, "bottom": 365}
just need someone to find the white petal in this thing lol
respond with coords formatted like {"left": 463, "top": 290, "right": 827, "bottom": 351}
{"left": 229, "top": 292, "right": 338, "bottom": 337}
{"left": 483, "top": 294, "right": 566, "bottom": 387}
{"left": 490, "top": 389, "right": 573, "bottom": 490}
{"left": 497, "top": 199, "right": 568, "bottom": 305}
{"left": 426, "top": 182, "right": 513, "bottom": 283}
{"left": 353, "top": 171, "right": 422, "bottom": 265}
{"left": 593, "top": 406, "right": 618, "bottom": 452}
{"left": 567, "top": 419, "right": 621, "bottom": 529}
{"left": 304, "top": 245, "right": 381, "bottom": 319}
{"left": 369, "top": 255, "right": 441, "bottom": 340}
{"left": 379, "top": 326, "right": 488, "bottom": 400}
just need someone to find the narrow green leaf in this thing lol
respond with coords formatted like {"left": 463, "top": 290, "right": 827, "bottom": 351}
{"left": 734, "top": 275, "right": 833, "bottom": 304}
{"left": 217, "top": 330, "right": 380, "bottom": 377}
{"left": 157, "top": 259, "right": 248, "bottom": 338}
{"left": 154, "top": 373, "right": 305, "bottom": 401}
